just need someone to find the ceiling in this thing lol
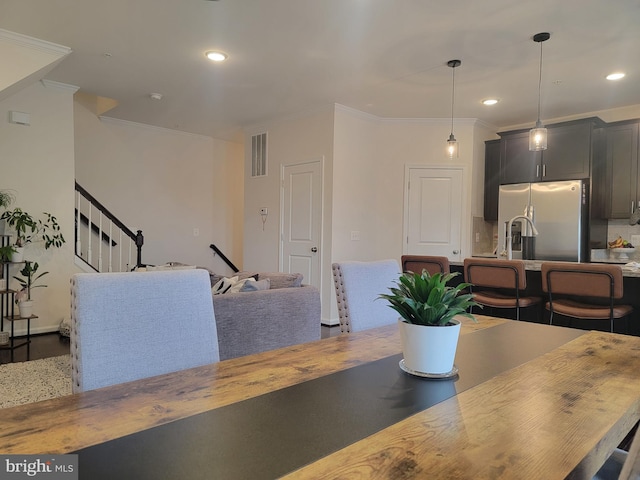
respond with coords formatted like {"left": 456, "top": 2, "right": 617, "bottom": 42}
{"left": 1, "top": 0, "right": 639, "bottom": 142}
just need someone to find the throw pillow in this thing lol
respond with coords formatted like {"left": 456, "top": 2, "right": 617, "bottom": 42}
{"left": 259, "top": 272, "right": 303, "bottom": 289}
{"left": 227, "top": 278, "right": 256, "bottom": 293}
{"left": 240, "top": 278, "right": 271, "bottom": 292}
{"left": 210, "top": 271, "right": 258, "bottom": 287}
{"left": 211, "top": 276, "right": 239, "bottom": 295}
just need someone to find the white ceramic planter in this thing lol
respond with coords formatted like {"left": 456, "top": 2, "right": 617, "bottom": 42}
{"left": 10, "top": 246, "right": 24, "bottom": 263}
{"left": 398, "top": 318, "right": 461, "bottom": 375}
{"left": 19, "top": 300, "right": 34, "bottom": 318}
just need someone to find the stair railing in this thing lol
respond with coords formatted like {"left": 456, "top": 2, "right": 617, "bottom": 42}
{"left": 75, "top": 182, "right": 143, "bottom": 272}
{"left": 209, "top": 244, "right": 239, "bottom": 273}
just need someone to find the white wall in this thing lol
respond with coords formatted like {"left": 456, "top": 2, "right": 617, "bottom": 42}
{"left": 243, "top": 106, "right": 335, "bottom": 322}
{"left": 373, "top": 117, "right": 480, "bottom": 260}
{"left": 74, "top": 104, "right": 244, "bottom": 274}
{"left": 245, "top": 104, "right": 495, "bottom": 324}
{"left": 331, "top": 107, "right": 381, "bottom": 262}
{"left": 0, "top": 80, "right": 78, "bottom": 333}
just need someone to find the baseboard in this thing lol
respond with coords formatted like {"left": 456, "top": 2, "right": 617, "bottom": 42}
{"left": 4, "top": 325, "right": 61, "bottom": 337}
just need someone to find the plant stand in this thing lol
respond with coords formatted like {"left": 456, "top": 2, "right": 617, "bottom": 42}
{"left": 0, "top": 313, "right": 34, "bottom": 362}
{"left": 0, "top": 234, "right": 32, "bottom": 363}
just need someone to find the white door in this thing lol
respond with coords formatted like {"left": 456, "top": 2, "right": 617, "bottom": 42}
{"left": 404, "top": 166, "right": 463, "bottom": 260}
{"left": 280, "top": 159, "right": 323, "bottom": 288}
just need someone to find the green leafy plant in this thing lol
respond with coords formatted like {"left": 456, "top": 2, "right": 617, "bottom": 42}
{"left": 0, "top": 244, "right": 17, "bottom": 263}
{"left": 0, "top": 190, "right": 16, "bottom": 209}
{"left": 379, "top": 270, "right": 480, "bottom": 326}
{"left": 0, "top": 208, "right": 65, "bottom": 248}
{"left": 13, "top": 261, "right": 48, "bottom": 302}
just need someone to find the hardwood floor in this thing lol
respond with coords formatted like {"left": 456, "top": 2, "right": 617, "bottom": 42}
{"left": 0, "top": 333, "right": 70, "bottom": 364}
{"left": 0, "top": 326, "right": 341, "bottom": 364}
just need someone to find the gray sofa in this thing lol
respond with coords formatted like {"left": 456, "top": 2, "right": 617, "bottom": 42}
{"left": 211, "top": 271, "right": 321, "bottom": 360}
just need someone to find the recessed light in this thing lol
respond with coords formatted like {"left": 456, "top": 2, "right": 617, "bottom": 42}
{"left": 149, "top": 93, "right": 163, "bottom": 100}
{"left": 482, "top": 99, "right": 499, "bottom": 106}
{"left": 606, "top": 72, "right": 625, "bottom": 81}
{"left": 206, "top": 51, "right": 228, "bottom": 62}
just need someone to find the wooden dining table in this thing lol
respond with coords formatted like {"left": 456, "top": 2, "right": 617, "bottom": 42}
{"left": 2, "top": 315, "right": 640, "bottom": 479}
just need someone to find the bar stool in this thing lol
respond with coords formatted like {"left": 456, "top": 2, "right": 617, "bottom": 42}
{"left": 541, "top": 262, "right": 632, "bottom": 333}
{"left": 463, "top": 258, "right": 542, "bottom": 321}
{"left": 401, "top": 255, "right": 450, "bottom": 275}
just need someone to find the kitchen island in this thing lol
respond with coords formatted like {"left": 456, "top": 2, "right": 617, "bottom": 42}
{"left": 452, "top": 259, "right": 640, "bottom": 335}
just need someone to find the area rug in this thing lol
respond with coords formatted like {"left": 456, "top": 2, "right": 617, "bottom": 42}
{"left": 0, "top": 355, "right": 72, "bottom": 408}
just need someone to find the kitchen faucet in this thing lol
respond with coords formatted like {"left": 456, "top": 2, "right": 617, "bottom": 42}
{"left": 505, "top": 215, "right": 539, "bottom": 260}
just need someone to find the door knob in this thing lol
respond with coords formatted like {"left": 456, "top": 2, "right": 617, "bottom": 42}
{"left": 452, "top": 250, "right": 459, "bottom": 254}
{"left": 311, "top": 247, "right": 318, "bottom": 253}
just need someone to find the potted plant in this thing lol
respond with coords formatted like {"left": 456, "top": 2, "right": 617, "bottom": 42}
{"left": 0, "top": 208, "right": 65, "bottom": 261}
{"left": 0, "top": 244, "right": 16, "bottom": 263}
{"left": 0, "top": 190, "right": 16, "bottom": 236}
{"left": 379, "top": 270, "right": 479, "bottom": 376}
{"left": 13, "top": 261, "right": 48, "bottom": 318}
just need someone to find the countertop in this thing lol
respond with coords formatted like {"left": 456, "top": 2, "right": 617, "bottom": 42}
{"left": 454, "top": 259, "right": 640, "bottom": 278}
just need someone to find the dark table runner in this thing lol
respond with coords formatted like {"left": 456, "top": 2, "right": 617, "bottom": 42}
{"left": 75, "top": 321, "right": 583, "bottom": 479}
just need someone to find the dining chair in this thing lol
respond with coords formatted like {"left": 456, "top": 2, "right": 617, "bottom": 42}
{"left": 463, "top": 257, "right": 542, "bottom": 321}
{"left": 401, "top": 255, "right": 450, "bottom": 275}
{"left": 332, "top": 259, "right": 401, "bottom": 333}
{"left": 71, "top": 269, "right": 219, "bottom": 392}
{"left": 541, "top": 262, "right": 632, "bottom": 333}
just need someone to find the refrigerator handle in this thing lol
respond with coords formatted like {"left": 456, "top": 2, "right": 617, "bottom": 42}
{"left": 536, "top": 165, "right": 539, "bottom": 178}
{"left": 542, "top": 164, "right": 546, "bottom": 177}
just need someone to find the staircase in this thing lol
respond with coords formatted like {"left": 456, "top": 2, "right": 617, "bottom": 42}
{"left": 74, "top": 182, "right": 143, "bottom": 273}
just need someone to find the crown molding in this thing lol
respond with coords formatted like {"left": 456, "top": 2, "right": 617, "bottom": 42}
{"left": 40, "top": 79, "right": 79, "bottom": 94}
{"left": 0, "top": 28, "right": 71, "bottom": 57}
{"left": 243, "top": 103, "right": 336, "bottom": 136}
{"left": 335, "top": 103, "right": 492, "bottom": 130}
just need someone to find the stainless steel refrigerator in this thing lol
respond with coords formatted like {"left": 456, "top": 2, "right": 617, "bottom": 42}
{"left": 497, "top": 180, "right": 589, "bottom": 262}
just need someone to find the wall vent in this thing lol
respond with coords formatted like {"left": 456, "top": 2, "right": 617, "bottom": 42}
{"left": 251, "top": 132, "right": 267, "bottom": 177}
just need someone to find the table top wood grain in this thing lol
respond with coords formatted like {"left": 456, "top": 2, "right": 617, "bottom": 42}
{"left": 2, "top": 315, "right": 640, "bottom": 480}
{"left": 0, "top": 315, "right": 501, "bottom": 455}
{"left": 283, "top": 328, "right": 640, "bottom": 480}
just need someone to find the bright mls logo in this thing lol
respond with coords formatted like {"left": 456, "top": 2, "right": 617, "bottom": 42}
{"left": 0, "top": 455, "right": 77, "bottom": 479}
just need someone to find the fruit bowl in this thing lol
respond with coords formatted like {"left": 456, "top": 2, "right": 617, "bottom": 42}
{"left": 610, "top": 247, "right": 636, "bottom": 260}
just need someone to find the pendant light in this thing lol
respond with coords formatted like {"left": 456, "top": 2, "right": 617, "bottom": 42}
{"left": 446, "top": 59, "right": 461, "bottom": 158}
{"left": 529, "top": 32, "right": 550, "bottom": 151}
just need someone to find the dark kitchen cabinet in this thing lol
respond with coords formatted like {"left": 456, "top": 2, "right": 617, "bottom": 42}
{"left": 484, "top": 139, "right": 500, "bottom": 221}
{"left": 605, "top": 121, "right": 639, "bottom": 219}
{"left": 499, "top": 131, "right": 537, "bottom": 184}
{"left": 499, "top": 118, "right": 598, "bottom": 185}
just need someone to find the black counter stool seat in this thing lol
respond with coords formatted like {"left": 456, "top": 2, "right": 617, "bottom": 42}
{"left": 541, "top": 262, "right": 633, "bottom": 333}
{"left": 463, "top": 258, "right": 542, "bottom": 321}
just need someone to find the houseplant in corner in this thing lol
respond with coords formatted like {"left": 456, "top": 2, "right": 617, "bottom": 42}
{"left": 0, "top": 208, "right": 65, "bottom": 262}
{"left": 379, "top": 270, "right": 479, "bottom": 377}
{"left": 0, "top": 190, "right": 16, "bottom": 236}
{"left": 13, "top": 261, "right": 48, "bottom": 318}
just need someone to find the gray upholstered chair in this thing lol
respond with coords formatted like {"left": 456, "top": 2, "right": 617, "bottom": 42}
{"left": 332, "top": 259, "right": 401, "bottom": 333}
{"left": 401, "top": 255, "right": 450, "bottom": 276}
{"left": 541, "top": 262, "right": 632, "bottom": 333}
{"left": 71, "top": 269, "right": 219, "bottom": 393}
